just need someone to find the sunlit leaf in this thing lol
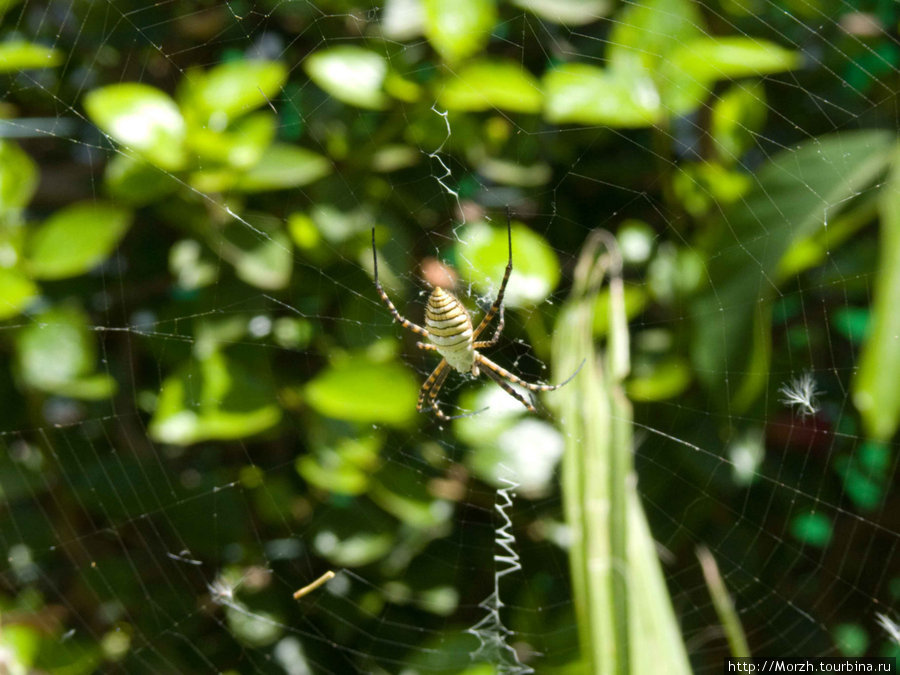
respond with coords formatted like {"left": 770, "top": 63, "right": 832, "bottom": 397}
{"left": 0, "top": 267, "right": 38, "bottom": 319}
{"left": 26, "top": 202, "right": 131, "bottom": 280}
{"left": 476, "top": 157, "right": 552, "bottom": 187}
{"left": 169, "top": 239, "right": 218, "bottom": 291}
{"left": 225, "top": 606, "right": 282, "bottom": 647}
{"left": 304, "top": 46, "right": 389, "bottom": 110}
{"left": 543, "top": 63, "right": 661, "bottom": 127}
{"left": 626, "top": 358, "right": 692, "bottom": 401}
{"left": 15, "top": 306, "right": 116, "bottom": 399}
{"left": 439, "top": 60, "right": 542, "bottom": 113}
{"left": 662, "top": 37, "right": 801, "bottom": 114}
{"left": 183, "top": 60, "right": 287, "bottom": 122}
{"left": 149, "top": 349, "right": 282, "bottom": 445}
{"left": 423, "top": 0, "right": 497, "bottom": 63}
{"left": 0, "top": 139, "right": 38, "bottom": 222}
{"left": 711, "top": 82, "right": 768, "bottom": 162}
{"left": 305, "top": 356, "right": 418, "bottom": 426}
{"left": 383, "top": 0, "right": 425, "bottom": 40}
{"left": 853, "top": 147, "right": 900, "bottom": 440}
{"left": 84, "top": 84, "right": 186, "bottom": 170}
{"left": 0, "top": 41, "right": 62, "bottom": 71}
{"left": 608, "top": 0, "right": 705, "bottom": 72}
{"left": 53, "top": 372, "right": 118, "bottom": 400}
{"left": 314, "top": 530, "right": 393, "bottom": 567}
{"left": 669, "top": 37, "right": 801, "bottom": 81}
{"left": 234, "top": 144, "right": 331, "bottom": 192}
{"left": 188, "top": 112, "right": 276, "bottom": 169}
{"left": 297, "top": 436, "right": 381, "bottom": 496}
{"left": 511, "top": 0, "right": 608, "bottom": 25}
{"left": 455, "top": 219, "right": 560, "bottom": 308}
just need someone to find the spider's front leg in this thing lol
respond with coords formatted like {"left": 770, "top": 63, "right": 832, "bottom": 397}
{"left": 372, "top": 229, "right": 430, "bottom": 339}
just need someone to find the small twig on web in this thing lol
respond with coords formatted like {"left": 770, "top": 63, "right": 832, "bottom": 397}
{"left": 293, "top": 570, "right": 335, "bottom": 600}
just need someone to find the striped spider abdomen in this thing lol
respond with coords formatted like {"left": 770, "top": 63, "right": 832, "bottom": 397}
{"left": 424, "top": 287, "right": 476, "bottom": 375}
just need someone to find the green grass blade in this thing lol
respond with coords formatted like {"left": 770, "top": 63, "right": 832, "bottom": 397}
{"left": 553, "top": 231, "right": 691, "bottom": 674}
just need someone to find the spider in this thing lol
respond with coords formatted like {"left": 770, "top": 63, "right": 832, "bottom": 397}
{"left": 371, "top": 212, "right": 579, "bottom": 420}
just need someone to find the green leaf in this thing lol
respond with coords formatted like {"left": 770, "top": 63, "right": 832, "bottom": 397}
{"left": 304, "top": 46, "right": 389, "bottom": 110}
{"left": 234, "top": 144, "right": 332, "bottom": 192}
{"left": 625, "top": 358, "right": 692, "bottom": 401}
{"left": 0, "top": 139, "right": 38, "bottom": 222}
{"left": 305, "top": 355, "right": 419, "bottom": 426}
{"left": 661, "top": 37, "right": 801, "bottom": 114}
{"left": 104, "top": 154, "right": 178, "bottom": 206}
{"left": 0, "top": 267, "right": 38, "bottom": 319}
{"left": 314, "top": 529, "right": 394, "bottom": 567}
{"left": 15, "top": 306, "right": 117, "bottom": 399}
{"left": 543, "top": 63, "right": 661, "bottom": 127}
{"left": 790, "top": 511, "right": 832, "bottom": 548}
{"left": 439, "top": 59, "right": 542, "bottom": 113}
{"left": 149, "top": 349, "right": 282, "bottom": 445}
{"left": 84, "top": 84, "right": 187, "bottom": 170}
{"left": 833, "top": 624, "right": 869, "bottom": 658}
{"left": 26, "top": 202, "right": 132, "bottom": 280}
{"left": 297, "top": 436, "right": 381, "bottom": 496}
{"left": 853, "top": 146, "right": 900, "bottom": 440}
{"left": 669, "top": 37, "right": 802, "bottom": 82}
{"left": 0, "top": 41, "right": 62, "bottom": 71}
{"left": 455, "top": 219, "right": 560, "bottom": 308}
{"left": 423, "top": 0, "right": 497, "bottom": 63}
{"left": 234, "top": 227, "right": 292, "bottom": 290}
{"left": 0, "top": 0, "right": 22, "bottom": 21}
{"left": 205, "top": 216, "right": 291, "bottom": 290}
{"left": 692, "top": 130, "right": 894, "bottom": 410}
{"left": 607, "top": 0, "right": 705, "bottom": 73}
{"left": 476, "top": 157, "right": 552, "bottom": 187}
{"left": 371, "top": 463, "right": 453, "bottom": 527}
{"left": 592, "top": 285, "right": 648, "bottom": 336}
{"left": 53, "top": 373, "right": 117, "bottom": 400}
{"left": 188, "top": 112, "right": 276, "bottom": 169}
{"left": 711, "top": 82, "right": 768, "bottom": 162}
{"left": 511, "top": 0, "right": 609, "bottom": 25}
{"left": 553, "top": 229, "right": 692, "bottom": 674}
{"left": 831, "top": 306, "right": 869, "bottom": 345}
{"left": 183, "top": 60, "right": 287, "bottom": 122}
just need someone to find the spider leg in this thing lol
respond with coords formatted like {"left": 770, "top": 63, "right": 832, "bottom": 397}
{"left": 476, "top": 353, "right": 582, "bottom": 392}
{"left": 417, "top": 359, "right": 449, "bottom": 415}
{"left": 472, "top": 208, "right": 513, "bottom": 340}
{"left": 482, "top": 364, "right": 537, "bottom": 413}
{"left": 472, "top": 304, "right": 504, "bottom": 349}
{"left": 372, "top": 229, "right": 429, "bottom": 338}
{"left": 426, "top": 366, "right": 452, "bottom": 420}
{"left": 416, "top": 341, "right": 439, "bottom": 351}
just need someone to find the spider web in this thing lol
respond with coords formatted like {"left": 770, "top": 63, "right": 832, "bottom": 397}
{"left": 0, "top": 0, "right": 898, "bottom": 673}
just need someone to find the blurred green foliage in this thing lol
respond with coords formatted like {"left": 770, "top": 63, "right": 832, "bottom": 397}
{"left": 0, "top": 0, "right": 898, "bottom": 671}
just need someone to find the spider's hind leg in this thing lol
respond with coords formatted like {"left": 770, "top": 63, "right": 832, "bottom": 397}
{"left": 481, "top": 365, "right": 537, "bottom": 413}
{"left": 417, "top": 359, "right": 452, "bottom": 421}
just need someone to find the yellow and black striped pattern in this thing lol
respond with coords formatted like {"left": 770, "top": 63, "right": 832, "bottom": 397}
{"left": 424, "top": 287, "right": 476, "bottom": 374}
{"left": 371, "top": 219, "right": 580, "bottom": 420}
